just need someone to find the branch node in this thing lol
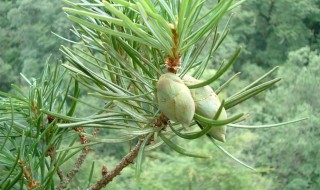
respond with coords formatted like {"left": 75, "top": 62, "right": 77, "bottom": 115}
{"left": 101, "top": 165, "right": 108, "bottom": 176}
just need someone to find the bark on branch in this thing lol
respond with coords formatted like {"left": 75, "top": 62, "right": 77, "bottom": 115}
{"left": 88, "top": 139, "right": 144, "bottom": 190}
{"left": 55, "top": 147, "right": 91, "bottom": 190}
{"left": 55, "top": 128, "right": 96, "bottom": 190}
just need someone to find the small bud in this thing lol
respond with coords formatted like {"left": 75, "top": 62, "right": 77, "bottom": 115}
{"left": 102, "top": 165, "right": 108, "bottom": 176}
{"left": 168, "top": 23, "right": 175, "bottom": 30}
{"left": 157, "top": 73, "right": 195, "bottom": 128}
{"left": 184, "top": 76, "right": 227, "bottom": 142}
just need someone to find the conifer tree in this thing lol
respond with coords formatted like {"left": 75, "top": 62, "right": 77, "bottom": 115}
{"left": 0, "top": 0, "right": 304, "bottom": 189}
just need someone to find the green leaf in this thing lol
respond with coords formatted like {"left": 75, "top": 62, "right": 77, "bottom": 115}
{"left": 3, "top": 168, "right": 23, "bottom": 190}
{"left": 0, "top": 150, "right": 20, "bottom": 187}
{"left": 228, "top": 0, "right": 246, "bottom": 10}
{"left": 114, "top": 101, "right": 149, "bottom": 124}
{"left": 169, "top": 124, "right": 212, "bottom": 140}
{"left": 67, "top": 95, "right": 106, "bottom": 111}
{"left": 66, "top": 15, "right": 149, "bottom": 45}
{"left": 145, "top": 132, "right": 177, "bottom": 151}
{"left": 228, "top": 118, "right": 308, "bottom": 129}
{"left": 137, "top": 2, "right": 173, "bottom": 55}
{"left": 20, "top": 73, "right": 32, "bottom": 85}
{"left": 178, "top": 0, "right": 190, "bottom": 43}
{"left": 180, "top": 28, "right": 216, "bottom": 77}
{"left": 160, "top": 134, "right": 211, "bottom": 158}
{"left": 182, "top": 0, "right": 233, "bottom": 51}
{"left": 10, "top": 84, "right": 28, "bottom": 99}
{"left": 67, "top": 80, "right": 80, "bottom": 117}
{"left": 111, "top": 0, "right": 137, "bottom": 8}
{"left": 194, "top": 113, "right": 244, "bottom": 126}
{"left": 170, "top": 100, "right": 226, "bottom": 139}
{"left": 56, "top": 142, "right": 99, "bottom": 153}
{"left": 225, "top": 78, "right": 281, "bottom": 109}
{"left": 89, "top": 135, "right": 138, "bottom": 144}
{"left": 61, "top": 47, "right": 130, "bottom": 94}
{"left": 136, "top": 133, "right": 153, "bottom": 180}
{"left": 0, "top": 98, "right": 14, "bottom": 151}
{"left": 87, "top": 162, "right": 95, "bottom": 188}
{"left": 121, "top": 127, "right": 160, "bottom": 136}
{"left": 233, "top": 66, "right": 279, "bottom": 96}
{"left": 0, "top": 91, "right": 27, "bottom": 103}
{"left": 213, "top": 99, "right": 226, "bottom": 120}
{"left": 216, "top": 72, "right": 240, "bottom": 94}
{"left": 187, "top": 48, "right": 241, "bottom": 89}
{"left": 106, "top": 54, "right": 153, "bottom": 90}
{"left": 102, "top": 1, "right": 163, "bottom": 50}
{"left": 209, "top": 137, "right": 256, "bottom": 171}
{"left": 57, "top": 118, "right": 124, "bottom": 128}
{"left": 41, "top": 109, "right": 84, "bottom": 122}
{"left": 63, "top": 7, "right": 126, "bottom": 27}
{"left": 88, "top": 90, "right": 154, "bottom": 101}
{"left": 157, "top": 0, "right": 175, "bottom": 22}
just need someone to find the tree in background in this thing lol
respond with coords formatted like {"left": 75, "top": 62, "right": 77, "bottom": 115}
{"left": 230, "top": 0, "right": 320, "bottom": 68}
{"left": 0, "top": 0, "right": 73, "bottom": 91}
{"left": 0, "top": 0, "right": 308, "bottom": 189}
{"left": 0, "top": 1, "right": 21, "bottom": 91}
{"left": 248, "top": 47, "right": 320, "bottom": 189}
{"left": 0, "top": 58, "right": 15, "bottom": 91}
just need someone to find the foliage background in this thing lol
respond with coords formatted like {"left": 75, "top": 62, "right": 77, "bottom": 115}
{"left": 0, "top": 0, "right": 319, "bottom": 189}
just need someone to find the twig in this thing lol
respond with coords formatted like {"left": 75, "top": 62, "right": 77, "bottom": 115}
{"left": 55, "top": 127, "right": 94, "bottom": 190}
{"left": 88, "top": 139, "right": 144, "bottom": 190}
{"left": 56, "top": 168, "right": 65, "bottom": 181}
{"left": 19, "top": 160, "right": 40, "bottom": 190}
{"left": 47, "top": 145, "right": 65, "bottom": 181}
{"left": 55, "top": 147, "right": 91, "bottom": 190}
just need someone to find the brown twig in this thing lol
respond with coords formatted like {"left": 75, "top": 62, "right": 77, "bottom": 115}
{"left": 56, "top": 168, "right": 65, "bottom": 181}
{"left": 55, "top": 127, "right": 95, "bottom": 190}
{"left": 55, "top": 147, "right": 91, "bottom": 190}
{"left": 46, "top": 115, "right": 66, "bottom": 182}
{"left": 88, "top": 139, "right": 145, "bottom": 190}
{"left": 19, "top": 160, "right": 40, "bottom": 190}
{"left": 49, "top": 150, "right": 66, "bottom": 182}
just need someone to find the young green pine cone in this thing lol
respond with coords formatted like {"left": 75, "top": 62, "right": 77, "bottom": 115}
{"left": 157, "top": 73, "right": 195, "bottom": 128}
{"left": 183, "top": 76, "right": 227, "bottom": 142}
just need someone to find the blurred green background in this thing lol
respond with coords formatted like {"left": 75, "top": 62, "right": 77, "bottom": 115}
{"left": 0, "top": 0, "right": 319, "bottom": 189}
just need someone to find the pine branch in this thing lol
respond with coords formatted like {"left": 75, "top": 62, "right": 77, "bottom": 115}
{"left": 88, "top": 137, "right": 149, "bottom": 190}
{"left": 19, "top": 160, "right": 40, "bottom": 190}
{"left": 48, "top": 150, "right": 65, "bottom": 182}
{"left": 56, "top": 168, "right": 65, "bottom": 181}
{"left": 55, "top": 147, "right": 91, "bottom": 190}
{"left": 55, "top": 128, "right": 97, "bottom": 190}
